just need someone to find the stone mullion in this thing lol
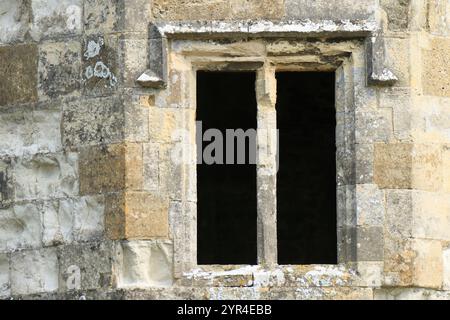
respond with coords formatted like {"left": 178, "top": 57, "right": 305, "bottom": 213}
{"left": 256, "top": 64, "right": 278, "bottom": 266}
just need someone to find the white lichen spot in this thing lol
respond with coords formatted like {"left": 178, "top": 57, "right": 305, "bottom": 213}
{"left": 84, "top": 38, "right": 104, "bottom": 59}
{"left": 85, "top": 66, "right": 94, "bottom": 79}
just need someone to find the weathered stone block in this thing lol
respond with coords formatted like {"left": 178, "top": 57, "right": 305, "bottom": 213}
{"left": 0, "top": 0, "right": 29, "bottom": 44}
{"left": 124, "top": 94, "right": 150, "bottom": 143}
{"left": 79, "top": 143, "right": 142, "bottom": 195}
{"left": 0, "top": 253, "right": 10, "bottom": 298}
{"left": 412, "top": 191, "right": 450, "bottom": 241}
{"left": 412, "top": 144, "right": 442, "bottom": 192}
{"left": 355, "top": 144, "right": 374, "bottom": 184}
{"left": 385, "top": 190, "right": 413, "bottom": 238}
{"left": 84, "top": 0, "right": 119, "bottom": 34}
{"left": 0, "top": 44, "right": 38, "bottom": 106}
{"left": 356, "top": 226, "right": 384, "bottom": 261}
{"left": 444, "top": 246, "right": 450, "bottom": 290}
{"left": 72, "top": 196, "right": 105, "bottom": 242}
{"left": 355, "top": 109, "right": 392, "bottom": 144}
{"left": 105, "top": 192, "right": 169, "bottom": 240}
{"left": 285, "top": 0, "right": 377, "bottom": 20}
{"left": 384, "top": 37, "right": 410, "bottom": 87}
{"left": 422, "top": 38, "right": 450, "bottom": 97}
{"left": 374, "top": 143, "right": 412, "bottom": 189}
{"left": 0, "top": 107, "right": 62, "bottom": 157}
{"left": 120, "top": 36, "right": 148, "bottom": 88}
{"left": 10, "top": 248, "right": 59, "bottom": 295}
{"left": 444, "top": 147, "right": 450, "bottom": 193}
{"left": 0, "top": 204, "right": 42, "bottom": 252}
{"left": 62, "top": 97, "right": 124, "bottom": 148}
{"left": 149, "top": 108, "right": 195, "bottom": 144}
{"left": 427, "top": 0, "right": 449, "bottom": 35}
{"left": 13, "top": 153, "right": 78, "bottom": 201}
{"left": 82, "top": 35, "right": 119, "bottom": 95}
{"left": 38, "top": 41, "right": 81, "bottom": 99}
{"left": 380, "top": 0, "right": 410, "bottom": 30}
{"left": 355, "top": 184, "right": 385, "bottom": 226}
{"left": 411, "top": 96, "right": 450, "bottom": 143}
{"left": 0, "top": 159, "right": 13, "bottom": 208}
{"left": 231, "top": 0, "right": 284, "bottom": 20}
{"left": 152, "top": 0, "right": 231, "bottom": 20}
{"left": 380, "top": 88, "right": 412, "bottom": 141}
{"left": 30, "top": 0, "right": 82, "bottom": 40}
{"left": 79, "top": 144, "right": 125, "bottom": 195}
{"left": 114, "top": 240, "right": 173, "bottom": 288}
{"left": 58, "top": 242, "right": 112, "bottom": 291}
{"left": 412, "top": 239, "right": 443, "bottom": 289}
{"left": 41, "top": 201, "right": 73, "bottom": 246}
{"left": 384, "top": 235, "right": 414, "bottom": 286}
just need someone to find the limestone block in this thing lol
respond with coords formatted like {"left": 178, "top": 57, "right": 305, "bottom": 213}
{"left": 114, "top": 240, "right": 173, "bottom": 288}
{"left": 412, "top": 239, "right": 443, "bottom": 289}
{"left": 374, "top": 288, "right": 450, "bottom": 300}
{"left": 412, "top": 143, "right": 442, "bottom": 192}
{"left": 422, "top": 38, "right": 450, "bottom": 97}
{"left": 124, "top": 94, "right": 150, "bottom": 143}
{"left": 71, "top": 196, "right": 105, "bottom": 242}
{"left": 379, "top": 88, "right": 412, "bottom": 141}
{"left": 149, "top": 108, "right": 195, "bottom": 144}
{"left": 0, "top": 204, "right": 42, "bottom": 252}
{"left": 380, "top": 0, "right": 410, "bottom": 30}
{"left": 285, "top": 0, "right": 377, "bottom": 21}
{"left": 30, "top": 0, "right": 82, "bottom": 40}
{"left": 120, "top": 36, "right": 148, "bottom": 88}
{"left": 0, "top": 254, "right": 10, "bottom": 298}
{"left": 412, "top": 191, "right": 450, "bottom": 241}
{"left": 356, "top": 226, "right": 384, "bottom": 261}
{"left": 58, "top": 242, "right": 112, "bottom": 291}
{"left": 385, "top": 190, "right": 413, "bottom": 238}
{"left": 230, "top": 0, "right": 285, "bottom": 20}
{"left": 82, "top": 35, "right": 119, "bottom": 96}
{"left": 152, "top": 0, "right": 231, "bottom": 21}
{"left": 38, "top": 41, "right": 81, "bottom": 99}
{"left": 383, "top": 236, "right": 414, "bottom": 287}
{"left": 0, "top": 159, "right": 13, "bottom": 208}
{"left": 84, "top": 0, "right": 119, "bottom": 34}
{"left": 10, "top": 248, "right": 59, "bottom": 295}
{"left": 41, "top": 201, "right": 73, "bottom": 246}
{"left": 444, "top": 147, "right": 450, "bottom": 193}
{"left": 374, "top": 143, "right": 412, "bottom": 189}
{"left": 355, "top": 184, "right": 385, "bottom": 226}
{"left": 293, "top": 287, "right": 374, "bottom": 300}
{"left": 79, "top": 143, "right": 142, "bottom": 195}
{"left": 105, "top": 192, "right": 169, "bottom": 240}
{"left": 384, "top": 37, "right": 410, "bottom": 87}
{"left": 427, "top": 0, "right": 449, "bottom": 35}
{"left": 13, "top": 153, "right": 78, "bottom": 201}
{"left": 444, "top": 246, "right": 450, "bottom": 290}
{"left": 0, "top": 0, "right": 29, "bottom": 44}
{"left": 355, "top": 144, "right": 374, "bottom": 184}
{"left": 411, "top": 96, "right": 450, "bottom": 144}
{"left": 0, "top": 44, "right": 38, "bottom": 106}
{"left": 354, "top": 262, "right": 384, "bottom": 287}
{"left": 355, "top": 109, "right": 392, "bottom": 144}
{"left": 62, "top": 97, "right": 124, "bottom": 148}
{"left": 0, "top": 108, "right": 62, "bottom": 157}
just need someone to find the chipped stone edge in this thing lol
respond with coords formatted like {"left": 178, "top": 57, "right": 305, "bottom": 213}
{"left": 137, "top": 19, "right": 397, "bottom": 88}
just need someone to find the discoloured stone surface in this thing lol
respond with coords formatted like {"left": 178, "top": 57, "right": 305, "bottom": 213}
{"left": 13, "top": 153, "right": 79, "bottom": 201}
{"left": 422, "top": 38, "right": 450, "bottom": 97}
{"left": 0, "top": 253, "right": 10, "bottom": 298}
{"left": 84, "top": 0, "right": 119, "bottom": 34}
{"left": 10, "top": 248, "right": 59, "bottom": 295}
{"left": 380, "top": 0, "right": 411, "bottom": 30}
{"left": 374, "top": 143, "right": 413, "bottom": 189}
{"left": 38, "top": 41, "right": 81, "bottom": 99}
{"left": 58, "top": 242, "right": 112, "bottom": 291}
{"left": 0, "top": 44, "right": 38, "bottom": 106}
{"left": 62, "top": 97, "right": 124, "bottom": 148}
{"left": 0, "top": 0, "right": 29, "bottom": 44}
{"left": 30, "top": 0, "right": 82, "bottom": 40}
{"left": 105, "top": 192, "right": 169, "bottom": 240}
{"left": 114, "top": 240, "right": 173, "bottom": 288}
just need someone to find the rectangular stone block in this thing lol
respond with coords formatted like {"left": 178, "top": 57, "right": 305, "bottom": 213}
{"left": 38, "top": 41, "right": 81, "bottom": 99}
{"left": 356, "top": 226, "right": 384, "bottom": 261}
{"left": 62, "top": 97, "right": 124, "bottom": 148}
{"left": 422, "top": 38, "right": 450, "bottom": 97}
{"left": 444, "top": 246, "right": 450, "bottom": 290}
{"left": 379, "top": 88, "right": 412, "bottom": 141}
{"left": 152, "top": 0, "right": 231, "bottom": 20}
{"left": 84, "top": 0, "right": 119, "bottom": 34}
{"left": 413, "top": 191, "right": 450, "bottom": 241}
{"left": 0, "top": 0, "right": 29, "bottom": 44}
{"left": 41, "top": 201, "right": 73, "bottom": 246}
{"left": 0, "top": 253, "right": 10, "bottom": 298}
{"left": 105, "top": 192, "right": 169, "bottom": 240}
{"left": 0, "top": 44, "right": 38, "bottom": 106}
{"left": 355, "top": 184, "right": 385, "bottom": 226}
{"left": 285, "top": 0, "right": 377, "bottom": 20}
{"left": 13, "top": 153, "right": 78, "bottom": 201}
{"left": 412, "top": 239, "right": 443, "bottom": 289}
{"left": 412, "top": 144, "right": 442, "bottom": 192}
{"left": 374, "top": 143, "right": 413, "bottom": 189}
{"left": 0, "top": 107, "right": 62, "bottom": 157}
{"left": 0, "top": 204, "right": 42, "bottom": 252}
{"left": 384, "top": 37, "right": 410, "bottom": 87}
{"left": 380, "top": 0, "right": 410, "bottom": 30}
{"left": 10, "top": 248, "right": 59, "bottom": 295}
{"left": 30, "top": 0, "right": 82, "bottom": 40}
{"left": 231, "top": 0, "right": 284, "bottom": 20}
{"left": 0, "top": 159, "right": 13, "bottom": 208}
{"left": 82, "top": 35, "right": 119, "bottom": 96}
{"left": 355, "top": 109, "right": 392, "bottom": 144}
{"left": 113, "top": 240, "right": 173, "bottom": 288}
{"left": 58, "top": 242, "right": 112, "bottom": 291}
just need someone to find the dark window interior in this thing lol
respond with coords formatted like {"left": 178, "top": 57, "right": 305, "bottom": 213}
{"left": 276, "top": 72, "right": 337, "bottom": 265}
{"left": 197, "top": 71, "right": 257, "bottom": 265}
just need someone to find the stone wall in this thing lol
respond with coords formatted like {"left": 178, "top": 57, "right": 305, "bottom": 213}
{"left": 0, "top": 0, "right": 450, "bottom": 300}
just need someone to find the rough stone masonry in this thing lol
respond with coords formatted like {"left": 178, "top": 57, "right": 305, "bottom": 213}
{"left": 0, "top": 0, "right": 450, "bottom": 300}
